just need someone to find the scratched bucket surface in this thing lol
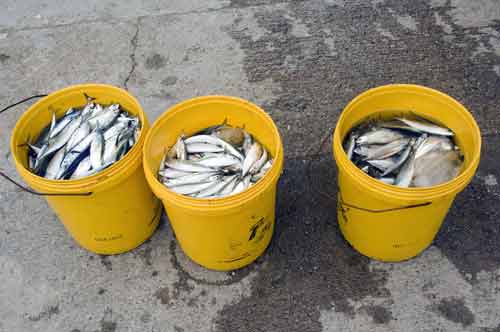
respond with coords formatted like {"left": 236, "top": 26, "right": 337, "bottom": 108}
{"left": 143, "top": 96, "right": 284, "bottom": 271}
{"left": 10, "top": 84, "right": 161, "bottom": 254}
{"left": 332, "top": 84, "right": 481, "bottom": 261}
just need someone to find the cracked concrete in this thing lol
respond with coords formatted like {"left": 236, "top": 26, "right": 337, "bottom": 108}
{"left": 1, "top": 0, "right": 500, "bottom": 331}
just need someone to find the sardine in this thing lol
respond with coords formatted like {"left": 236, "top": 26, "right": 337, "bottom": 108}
{"left": 185, "top": 135, "right": 244, "bottom": 161}
{"left": 159, "top": 168, "right": 192, "bottom": 179}
{"left": 413, "top": 150, "right": 462, "bottom": 187}
{"left": 195, "top": 154, "right": 241, "bottom": 168}
{"left": 66, "top": 121, "right": 91, "bottom": 152}
{"left": 176, "top": 135, "right": 187, "bottom": 161}
{"left": 356, "top": 128, "right": 404, "bottom": 145}
{"left": 44, "top": 148, "right": 65, "bottom": 180}
{"left": 242, "top": 142, "right": 263, "bottom": 176}
{"left": 213, "top": 127, "right": 245, "bottom": 146}
{"left": 90, "top": 130, "right": 105, "bottom": 170}
{"left": 37, "top": 115, "right": 82, "bottom": 162}
{"left": 396, "top": 117, "right": 453, "bottom": 136}
{"left": 165, "top": 159, "right": 215, "bottom": 173}
{"left": 185, "top": 143, "right": 225, "bottom": 154}
{"left": 249, "top": 147, "right": 267, "bottom": 174}
{"left": 355, "top": 139, "right": 409, "bottom": 160}
{"left": 49, "top": 112, "right": 79, "bottom": 139}
{"left": 163, "top": 173, "right": 219, "bottom": 187}
{"left": 415, "top": 136, "right": 454, "bottom": 159}
{"left": 70, "top": 156, "right": 94, "bottom": 180}
{"left": 367, "top": 158, "right": 397, "bottom": 172}
{"left": 169, "top": 178, "right": 221, "bottom": 195}
{"left": 344, "top": 134, "right": 357, "bottom": 160}
{"left": 242, "top": 131, "right": 253, "bottom": 155}
{"left": 394, "top": 150, "right": 416, "bottom": 187}
{"left": 381, "top": 142, "right": 413, "bottom": 176}
{"left": 196, "top": 175, "right": 238, "bottom": 198}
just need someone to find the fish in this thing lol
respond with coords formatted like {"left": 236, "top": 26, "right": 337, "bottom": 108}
{"left": 249, "top": 147, "right": 267, "bottom": 174}
{"left": 380, "top": 141, "right": 413, "bottom": 176}
{"left": 90, "top": 130, "right": 105, "bottom": 170}
{"left": 158, "top": 168, "right": 192, "bottom": 179}
{"left": 367, "top": 158, "right": 397, "bottom": 172}
{"left": 196, "top": 175, "right": 238, "bottom": 198}
{"left": 160, "top": 124, "right": 273, "bottom": 198}
{"left": 169, "top": 178, "right": 221, "bottom": 195}
{"left": 29, "top": 99, "right": 140, "bottom": 180}
{"left": 175, "top": 135, "right": 187, "bottom": 161}
{"left": 65, "top": 121, "right": 91, "bottom": 152}
{"left": 195, "top": 154, "right": 241, "bottom": 168}
{"left": 185, "top": 135, "right": 244, "bottom": 161}
{"left": 165, "top": 159, "right": 216, "bottom": 173}
{"left": 355, "top": 138, "right": 409, "bottom": 160}
{"left": 396, "top": 117, "right": 454, "bottom": 136}
{"left": 242, "top": 142, "right": 263, "bottom": 176}
{"left": 356, "top": 128, "right": 404, "bottom": 145}
{"left": 414, "top": 136, "right": 453, "bottom": 159}
{"left": 412, "top": 150, "right": 462, "bottom": 187}
{"left": 344, "top": 134, "right": 357, "bottom": 160}
{"left": 44, "top": 148, "right": 65, "bottom": 180}
{"left": 213, "top": 127, "right": 245, "bottom": 146}
{"left": 163, "top": 173, "right": 219, "bottom": 187}
{"left": 185, "top": 143, "right": 225, "bottom": 154}
{"left": 345, "top": 115, "right": 462, "bottom": 188}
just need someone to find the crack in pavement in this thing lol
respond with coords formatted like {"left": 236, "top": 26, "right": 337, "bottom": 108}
{"left": 124, "top": 18, "right": 140, "bottom": 91}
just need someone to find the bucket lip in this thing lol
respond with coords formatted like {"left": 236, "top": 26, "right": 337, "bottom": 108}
{"left": 143, "top": 95, "right": 284, "bottom": 210}
{"left": 10, "top": 83, "right": 147, "bottom": 193}
{"left": 333, "top": 83, "right": 482, "bottom": 201}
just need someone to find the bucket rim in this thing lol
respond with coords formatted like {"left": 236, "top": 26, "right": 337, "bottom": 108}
{"left": 10, "top": 83, "right": 148, "bottom": 193}
{"left": 333, "top": 83, "right": 482, "bottom": 202}
{"left": 143, "top": 95, "right": 284, "bottom": 211}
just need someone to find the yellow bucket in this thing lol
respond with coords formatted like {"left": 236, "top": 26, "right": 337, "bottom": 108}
{"left": 332, "top": 84, "right": 481, "bottom": 261}
{"left": 10, "top": 84, "right": 161, "bottom": 254}
{"left": 143, "top": 96, "right": 284, "bottom": 271}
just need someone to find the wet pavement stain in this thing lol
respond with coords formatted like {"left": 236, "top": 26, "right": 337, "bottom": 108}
{"left": 360, "top": 305, "right": 393, "bottom": 324}
{"left": 434, "top": 297, "right": 475, "bottom": 327}
{"left": 99, "top": 255, "right": 112, "bottom": 271}
{"left": 145, "top": 53, "right": 167, "bottom": 70}
{"left": 215, "top": 156, "right": 390, "bottom": 332}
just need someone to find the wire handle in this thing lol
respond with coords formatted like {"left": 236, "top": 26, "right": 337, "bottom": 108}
{"left": 338, "top": 189, "right": 431, "bottom": 213}
{"left": 1, "top": 94, "right": 93, "bottom": 197}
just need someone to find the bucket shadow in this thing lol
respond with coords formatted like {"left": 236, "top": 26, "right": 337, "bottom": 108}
{"left": 215, "top": 155, "right": 390, "bottom": 332}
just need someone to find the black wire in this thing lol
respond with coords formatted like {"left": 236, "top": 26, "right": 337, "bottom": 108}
{"left": 0, "top": 171, "right": 92, "bottom": 196}
{"left": 0, "top": 94, "right": 48, "bottom": 115}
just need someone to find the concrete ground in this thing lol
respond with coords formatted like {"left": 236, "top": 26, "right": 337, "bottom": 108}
{"left": 1, "top": 0, "right": 499, "bottom": 331}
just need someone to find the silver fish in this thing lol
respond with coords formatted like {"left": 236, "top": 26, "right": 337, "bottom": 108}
{"left": 44, "top": 148, "right": 65, "bottom": 180}
{"left": 218, "top": 175, "right": 239, "bottom": 196}
{"left": 242, "top": 142, "right": 263, "bottom": 176}
{"left": 165, "top": 159, "right": 215, "bottom": 173}
{"left": 176, "top": 135, "right": 187, "bottom": 161}
{"left": 249, "top": 147, "right": 267, "bottom": 174}
{"left": 396, "top": 117, "right": 453, "bottom": 136}
{"left": 185, "top": 143, "right": 225, "bottom": 154}
{"left": 66, "top": 121, "right": 91, "bottom": 152}
{"left": 57, "top": 131, "right": 96, "bottom": 179}
{"left": 381, "top": 142, "right": 413, "bottom": 176}
{"left": 38, "top": 115, "right": 82, "bottom": 161}
{"left": 158, "top": 168, "right": 192, "bottom": 179}
{"left": 185, "top": 135, "right": 244, "bottom": 161}
{"left": 355, "top": 139, "right": 409, "bottom": 160}
{"left": 196, "top": 175, "right": 238, "bottom": 198}
{"left": 169, "top": 178, "right": 221, "bottom": 195}
{"left": 88, "top": 104, "right": 120, "bottom": 130}
{"left": 49, "top": 112, "right": 79, "bottom": 139}
{"left": 242, "top": 131, "right": 253, "bottom": 155}
{"left": 415, "top": 136, "right": 453, "bottom": 159}
{"left": 356, "top": 128, "right": 404, "bottom": 145}
{"left": 344, "top": 134, "right": 357, "bottom": 160}
{"left": 90, "top": 130, "right": 105, "bottom": 170}
{"left": 70, "top": 156, "right": 94, "bottom": 180}
{"left": 163, "top": 173, "right": 219, "bottom": 187}
{"left": 413, "top": 150, "right": 462, "bottom": 187}
{"left": 379, "top": 177, "right": 395, "bottom": 185}
{"left": 231, "top": 178, "right": 247, "bottom": 195}
{"left": 195, "top": 154, "right": 241, "bottom": 168}
{"left": 394, "top": 150, "right": 416, "bottom": 187}
{"left": 367, "top": 158, "right": 397, "bottom": 172}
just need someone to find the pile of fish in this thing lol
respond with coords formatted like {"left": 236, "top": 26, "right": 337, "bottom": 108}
{"left": 343, "top": 115, "right": 463, "bottom": 187}
{"left": 28, "top": 98, "right": 140, "bottom": 180}
{"left": 158, "top": 124, "right": 273, "bottom": 198}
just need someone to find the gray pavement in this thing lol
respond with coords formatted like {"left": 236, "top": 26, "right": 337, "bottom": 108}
{"left": 1, "top": 0, "right": 499, "bottom": 331}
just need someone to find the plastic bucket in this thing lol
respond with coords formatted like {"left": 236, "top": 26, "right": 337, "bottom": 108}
{"left": 332, "top": 84, "right": 481, "bottom": 261}
{"left": 143, "top": 96, "right": 284, "bottom": 271}
{"left": 10, "top": 84, "right": 161, "bottom": 254}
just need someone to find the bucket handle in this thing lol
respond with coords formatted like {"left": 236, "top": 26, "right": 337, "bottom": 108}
{"left": 338, "top": 189, "right": 431, "bottom": 213}
{"left": 0, "top": 94, "right": 93, "bottom": 197}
